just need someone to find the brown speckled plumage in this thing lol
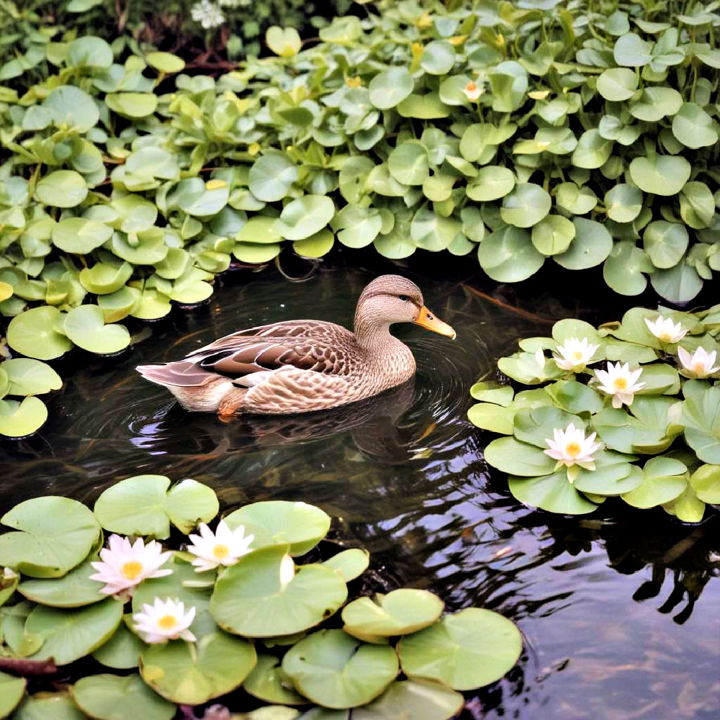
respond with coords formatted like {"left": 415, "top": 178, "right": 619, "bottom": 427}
{"left": 136, "top": 275, "right": 455, "bottom": 416}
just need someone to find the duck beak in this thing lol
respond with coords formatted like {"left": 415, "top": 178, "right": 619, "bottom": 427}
{"left": 413, "top": 306, "right": 456, "bottom": 339}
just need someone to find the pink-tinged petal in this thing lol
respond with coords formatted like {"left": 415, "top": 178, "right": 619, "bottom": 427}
{"left": 180, "top": 629, "right": 197, "bottom": 642}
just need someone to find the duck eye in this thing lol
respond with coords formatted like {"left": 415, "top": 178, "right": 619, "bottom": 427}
{"left": 398, "top": 295, "right": 410, "bottom": 302}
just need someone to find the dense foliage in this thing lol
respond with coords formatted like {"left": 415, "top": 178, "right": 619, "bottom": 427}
{"left": 0, "top": 476, "right": 522, "bottom": 718}
{"left": 1, "top": 0, "right": 719, "bottom": 436}
{"left": 469, "top": 304, "right": 720, "bottom": 521}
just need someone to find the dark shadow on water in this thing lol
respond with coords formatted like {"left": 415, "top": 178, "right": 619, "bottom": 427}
{"left": 1, "top": 263, "right": 719, "bottom": 719}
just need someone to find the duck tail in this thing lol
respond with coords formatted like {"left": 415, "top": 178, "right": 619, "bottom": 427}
{"left": 136, "top": 361, "right": 215, "bottom": 388}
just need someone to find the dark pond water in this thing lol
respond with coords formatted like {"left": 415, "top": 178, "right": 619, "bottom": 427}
{"left": 1, "top": 263, "right": 719, "bottom": 719}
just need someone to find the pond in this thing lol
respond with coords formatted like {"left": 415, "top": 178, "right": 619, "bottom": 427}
{"left": 1, "top": 263, "right": 718, "bottom": 719}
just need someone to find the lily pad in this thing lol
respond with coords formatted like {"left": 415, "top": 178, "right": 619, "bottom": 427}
{"left": 321, "top": 549, "right": 370, "bottom": 582}
{"left": 508, "top": 471, "right": 599, "bottom": 514}
{"left": 0, "top": 397, "right": 49, "bottom": 438}
{"left": 282, "top": 629, "right": 398, "bottom": 708}
{"left": 72, "top": 673, "right": 175, "bottom": 720}
{"left": 622, "top": 457, "right": 688, "bottom": 508}
{"left": 342, "top": 589, "right": 443, "bottom": 641}
{"left": 140, "top": 626, "right": 256, "bottom": 705}
{"left": 12, "top": 693, "right": 86, "bottom": 720}
{"left": 93, "top": 619, "right": 144, "bottom": 669}
{"left": 500, "top": 183, "right": 551, "bottom": 228}
{"left": 484, "top": 436, "right": 556, "bottom": 477}
{"left": 224, "top": 500, "right": 331, "bottom": 555}
{"left": 398, "top": 608, "right": 522, "bottom": 690}
{"left": 353, "top": 679, "right": 464, "bottom": 720}
{"left": 19, "top": 556, "right": 105, "bottom": 607}
{"left": 278, "top": 195, "right": 335, "bottom": 241}
{"left": 0, "top": 671, "right": 25, "bottom": 718}
{"left": 63, "top": 305, "right": 131, "bottom": 355}
{"left": 681, "top": 385, "right": 720, "bottom": 463}
{"left": 0, "top": 496, "right": 101, "bottom": 578}
{"left": 244, "top": 654, "right": 307, "bottom": 705}
{"left": 250, "top": 153, "right": 299, "bottom": 202}
{"left": 7, "top": 306, "right": 73, "bottom": 360}
{"left": 3, "top": 358, "right": 62, "bottom": 396}
{"left": 689, "top": 464, "right": 720, "bottom": 504}
{"left": 210, "top": 546, "right": 347, "bottom": 637}
{"left": 52, "top": 217, "right": 113, "bottom": 254}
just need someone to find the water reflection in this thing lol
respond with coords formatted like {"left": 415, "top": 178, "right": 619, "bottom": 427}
{"left": 0, "top": 266, "right": 718, "bottom": 719}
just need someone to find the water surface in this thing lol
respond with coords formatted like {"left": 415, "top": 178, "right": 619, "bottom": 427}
{"left": 1, "top": 266, "right": 718, "bottom": 719}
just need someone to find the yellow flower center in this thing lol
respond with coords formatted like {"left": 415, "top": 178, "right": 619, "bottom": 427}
{"left": 565, "top": 442, "right": 581, "bottom": 458}
{"left": 466, "top": 82, "right": 477, "bottom": 92}
{"left": 158, "top": 614, "right": 178, "bottom": 630}
{"left": 572, "top": 351, "right": 584, "bottom": 361}
{"left": 213, "top": 544, "right": 230, "bottom": 560}
{"left": 121, "top": 561, "right": 143, "bottom": 581}
{"left": 693, "top": 362, "right": 706, "bottom": 376}
{"left": 614, "top": 377, "right": 628, "bottom": 391}
{"left": 659, "top": 332, "right": 673, "bottom": 342}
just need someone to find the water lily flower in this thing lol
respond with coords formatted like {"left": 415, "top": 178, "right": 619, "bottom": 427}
{"left": 89, "top": 535, "right": 172, "bottom": 597}
{"left": 463, "top": 81, "right": 483, "bottom": 102}
{"left": 644, "top": 316, "right": 687, "bottom": 343}
{"left": 554, "top": 337, "right": 599, "bottom": 371}
{"left": 279, "top": 554, "right": 295, "bottom": 590}
{"left": 132, "top": 597, "right": 196, "bottom": 644}
{"left": 2, "top": 567, "right": 17, "bottom": 583}
{"left": 678, "top": 346, "right": 720, "bottom": 378}
{"left": 594, "top": 362, "right": 645, "bottom": 408}
{"left": 534, "top": 348, "right": 546, "bottom": 370}
{"left": 544, "top": 423, "right": 603, "bottom": 478}
{"left": 186, "top": 520, "right": 254, "bottom": 573}
{"left": 191, "top": 0, "right": 225, "bottom": 29}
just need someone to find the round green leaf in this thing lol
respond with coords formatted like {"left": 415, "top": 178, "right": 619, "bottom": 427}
{"left": 483, "top": 436, "right": 556, "bottom": 477}
{"left": 0, "top": 671, "right": 25, "bottom": 717}
{"left": 236, "top": 216, "right": 282, "bottom": 244}
{"left": 672, "top": 102, "right": 718, "bottom": 148}
{"left": 233, "top": 243, "right": 282, "bottom": 263}
{"left": 93, "top": 620, "right": 144, "bottom": 669}
{"left": 613, "top": 33, "right": 653, "bottom": 66}
{"left": 690, "top": 464, "right": 720, "bottom": 504}
{"left": 530, "top": 215, "right": 575, "bottom": 256}
{"left": 19, "top": 556, "right": 104, "bottom": 607}
{"left": 572, "top": 455, "right": 639, "bottom": 496}
{"left": 72, "top": 674, "right": 175, "bottom": 720}
{"left": 622, "top": 457, "right": 688, "bottom": 508}
{"left": 410, "top": 209, "right": 461, "bottom": 251}
{"left": 388, "top": 142, "right": 429, "bottom": 186}
{"left": 0, "top": 397, "right": 48, "bottom": 438}
{"left": 353, "top": 679, "right": 464, "bottom": 720}
{"left": 79, "top": 261, "right": 133, "bottom": 295}
{"left": 244, "top": 654, "right": 307, "bottom": 705}
{"left": 165, "top": 478, "right": 219, "bottom": 534}
{"left": 0, "top": 496, "right": 100, "bottom": 578}
{"left": 629, "top": 155, "right": 691, "bottom": 196}
{"left": 249, "top": 153, "right": 299, "bottom": 202}
{"left": 44, "top": 86, "right": 99, "bottom": 131}
{"left": 26, "top": 598, "right": 123, "bottom": 664}
{"left": 508, "top": 471, "right": 599, "bottom": 515}
{"left": 282, "top": 629, "right": 398, "bottom": 708}
{"left": 369, "top": 68, "right": 414, "bottom": 109}
{"left": 68, "top": 36, "right": 113, "bottom": 68}
{"left": 342, "top": 589, "right": 443, "bottom": 641}
{"left": 398, "top": 608, "right": 521, "bottom": 690}
{"left": 680, "top": 181, "right": 715, "bottom": 229}
{"left": 266, "top": 26, "right": 302, "bottom": 57}
{"left": 642, "top": 221, "right": 689, "bottom": 268}
{"left": 466, "top": 166, "right": 515, "bottom": 201}
{"left": 335, "top": 206, "right": 382, "bottom": 248}
{"left": 278, "top": 195, "right": 335, "bottom": 241}
{"left": 571, "top": 129, "right": 612, "bottom": 169}
{"left": 555, "top": 183, "right": 597, "bottom": 214}
{"left": 500, "top": 183, "right": 551, "bottom": 227}
{"left": 106, "top": 93, "right": 158, "bottom": 118}
{"left": 420, "top": 41, "right": 456, "bottom": 75}
{"left": 52, "top": 217, "right": 113, "bottom": 254}
{"left": 604, "top": 184, "right": 643, "bottom": 223}
{"left": 224, "top": 500, "right": 330, "bottom": 555}
{"left": 650, "top": 262, "right": 703, "bottom": 304}
{"left": 321, "top": 549, "right": 370, "bottom": 582}
{"left": 603, "top": 241, "right": 651, "bottom": 296}
{"left": 146, "top": 51, "right": 185, "bottom": 73}
{"left": 478, "top": 226, "right": 545, "bottom": 282}
{"left": 140, "top": 628, "right": 256, "bottom": 705}
{"left": 12, "top": 693, "right": 85, "bottom": 720}
{"left": 211, "top": 546, "right": 347, "bottom": 637}
{"left": 35, "top": 171, "right": 88, "bottom": 208}
{"left": 596, "top": 67, "right": 638, "bottom": 100}
{"left": 63, "top": 305, "right": 130, "bottom": 355}
{"left": 294, "top": 229, "right": 335, "bottom": 259}
{"left": 629, "top": 87, "right": 682, "bottom": 121}
{"left": 554, "top": 218, "right": 613, "bottom": 270}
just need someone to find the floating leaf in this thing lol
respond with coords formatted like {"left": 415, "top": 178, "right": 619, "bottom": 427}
{"left": 321, "top": 549, "right": 370, "bottom": 582}
{"left": 12, "top": 693, "right": 85, "bottom": 720}
{"left": 0, "top": 672, "right": 25, "bottom": 718}
{"left": 244, "top": 654, "right": 307, "bottom": 705}
{"left": 278, "top": 196, "right": 335, "bottom": 241}
{"left": 0, "top": 397, "right": 49, "bottom": 438}
{"left": 19, "top": 556, "right": 104, "bottom": 607}
{"left": 63, "top": 305, "right": 131, "bottom": 355}
{"left": 353, "top": 679, "right": 464, "bottom": 720}
{"left": 72, "top": 674, "right": 175, "bottom": 720}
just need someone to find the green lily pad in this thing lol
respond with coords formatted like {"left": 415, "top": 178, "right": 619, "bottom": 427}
{"left": 663, "top": 484, "right": 706, "bottom": 523}
{"left": 622, "top": 457, "right": 688, "bottom": 508}
{"left": 342, "top": 589, "right": 443, "bottom": 641}
{"left": 224, "top": 500, "right": 331, "bottom": 555}
{"left": 26, "top": 598, "right": 123, "bottom": 665}
{"left": 689, "top": 464, "right": 720, "bottom": 504}
{"left": 68, "top": 36, "right": 113, "bottom": 68}
{"left": 244, "top": 654, "right": 307, "bottom": 705}
{"left": 0, "top": 397, "right": 49, "bottom": 438}
{"left": 63, "top": 305, "right": 130, "bottom": 355}
{"left": 484, "top": 436, "right": 556, "bottom": 477}
{"left": 643, "top": 221, "right": 689, "bottom": 269}
{"left": 249, "top": 153, "right": 298, "bottom": 202}
{"left": 554, "top": 218, "right": 613, "bottom": 270}
{"left": 353, "top": 679, "right": 464, "bottom": 720}
{"left": 19, "top": 556, "right": 104, "bottom": 607}
{"left": 282, "top": 629, "right": 398, "bottom": 708}
{"left": 478, "top": 226, "right": 544, "bottom": 282}
{"left": 7, "top": 306, "right": 72, "bottom": 360}
{"left": 572, "top": 453, "right": 638, "bottom": 495}
{"left": 210, "top": 546, "right": 347, "bottom": 638}
{"left": 0, "top": 671, "right": 25, "bottom": 717}
{"left": 500, "top": 183, "right": 551, "bottom": 228}
{"left": 94, "top": 475, "right": 218, "bottom": 538}
{"left": 278, "top": 195, "right": 335, "bottom": 241}
{"left": 79, "top": 261, "right": 134, "bottom": 295}
{"left": 681, "top": 385, "right": 720, "bottom": 463}
{"left": 321, "top": 549, "right": 370, "bottom": 582}
{"left": 52, "top": 217, "right": 113, "bottom": 254}
{"left": 72, "top": 674, "right": 175, "bottom": 720}
{"left": 294, "top": 229, "right": 335, "bottom": 259}
{"left": 509, "top": 471, "right": 600, "bottom": 514}
{"left": 3, "top": 358, "right": 62, "bottom": 396}
{"left": 398, "top": 608, "right": 521, "bottom": 690}
{"left": 12, "top": 693, "right": 86, "bottom": 720}
{"left": 234, "top": 242, "right": 282, "bottom": 264}
{"left": 93, "top": 619, "right": 144, "bottom": 669}
{"left": 468, "top": 402, "right": 516, "bottom": 434}
{"left": 106, "top": 92, "right": 158, "bottom": 118}
{"left": 0, "top": 496, "right": 101, "bottom": 578}
{"left": 140, "top": 627, "right": 256, "bottom": 705}
{"left": 35, "top": 171, "right": 88, "bottom": 208}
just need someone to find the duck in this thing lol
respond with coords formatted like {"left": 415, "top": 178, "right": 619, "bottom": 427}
{"left": 136, "top": 274, "right": 455, "bottom": 417}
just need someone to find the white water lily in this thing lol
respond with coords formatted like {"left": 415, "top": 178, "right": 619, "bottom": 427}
{"left": 279, "top": 554, "right": 295, "bottom": 590}
{"left": 544, "top": 423, "right": 603, "bottom": 476}
{"left": 678, "top": 346, "right": 720, "bottom": 378}
{"left": 89, "top": 535, "right": 172, "bottom": 596}
{"left": 187, "top": 519, "right": 254, "bottom": 572}
{"left": 594, "top": 362, "right": 645, "bottom": 408}
{"left": 2, "top": 567, "right": 17, "bottom": 582}
{"left": 534, "top": 348, "right": 546, "bottom": 370}
{"left": 644, "top": 316, "right": 687, "bottom": 343}
{"left": 463, "top": 81, "right": 483, "bottom": 101}
{"left": 191, "top": 0, "right": 225, "bottom": 29}
{"left": 133, "top": 597, "right": 196, "bottom": 644}
{"left": 554, "top": 337, "right": 599, "bottom": 371}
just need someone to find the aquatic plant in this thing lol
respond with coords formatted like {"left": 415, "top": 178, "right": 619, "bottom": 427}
{"left": 1, "top": 0, "right": 718, "bottom": 436}
{"left": 0, "top": 474, "right": 522, "bottom": 718}
{"left": 469, "top": 304, "right": 720, "bottom": 521}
